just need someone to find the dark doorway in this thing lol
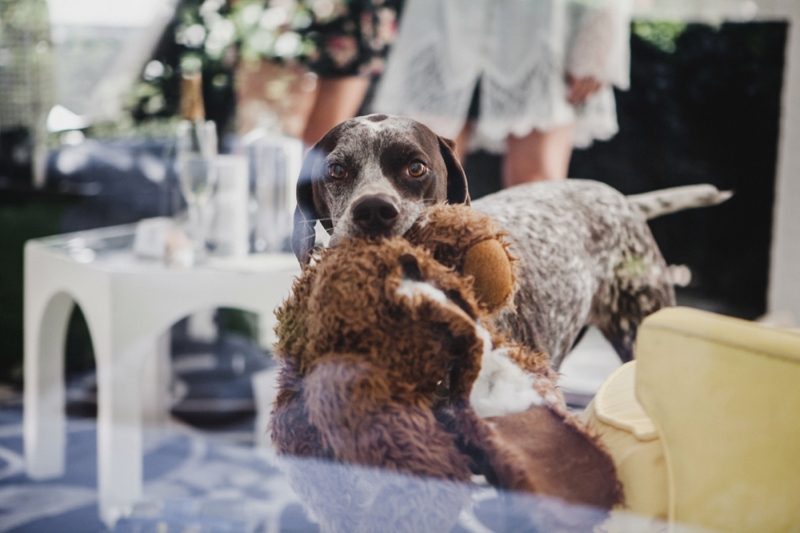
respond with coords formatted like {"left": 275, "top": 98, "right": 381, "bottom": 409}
{"left": 466, "top": 21, "right": 788, "bottom": 320}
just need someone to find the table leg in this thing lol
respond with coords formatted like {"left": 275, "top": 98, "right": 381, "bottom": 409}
{"left": 24, "top": 293, "right": 72, "bottom": 479}
{"left": 141, "top": 330, "right": 172, "bottom": 427}
{"left": 96, "top": 338, "right": 150, "bottom": 526}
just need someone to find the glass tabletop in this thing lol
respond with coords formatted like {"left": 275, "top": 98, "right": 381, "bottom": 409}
{"left": 29, "top": 224, "right": 299, "bottom": 274}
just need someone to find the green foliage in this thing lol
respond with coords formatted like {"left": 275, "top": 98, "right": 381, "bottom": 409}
{"left": 85, "top": 115, "right": 181, "bottom": 140}
{"left": 225, "top": 0, "right": 317, "bottom": 64}
{"left": 632, "top": 21, "right": 688, "bottom": 53}
{"left": 130, "top": 0, "right": 317, "bottom": 122}
{"left": 0, "top": 200, "right": 69, "bottom": 383}
{"left": 216, "top": 308, "right": 260, "bottom": 340}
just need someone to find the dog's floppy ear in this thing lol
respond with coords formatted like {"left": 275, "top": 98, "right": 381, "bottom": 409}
{"left": 438, "top": 136, "right": 470, "bottom": 205}
{"left": 292, "top": 148, "right": 325, "bottom": 265}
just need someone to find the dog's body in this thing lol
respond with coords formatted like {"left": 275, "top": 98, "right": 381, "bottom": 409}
{"left": 474, "top": 180, "right": 671, "bottom": 367}
{"left": 294, "top": 115, "right": 730, "bottom": 368}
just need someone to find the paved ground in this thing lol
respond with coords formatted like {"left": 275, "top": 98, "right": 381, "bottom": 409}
{"left": 559, "top": 327, "right": 622, "bottom": 401}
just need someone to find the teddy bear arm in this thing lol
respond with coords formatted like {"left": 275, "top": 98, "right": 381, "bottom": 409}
{"left": 270, "top": 365, "right": 327, "bottom": 458}
{"left": 303, "top": 356, "right": 473, "bottom": 482}
{"left": 270, "top": 393, "right": 327, "bottom": 458}
{"left": 477, "top": 406, "right": 623, "bottom": 510}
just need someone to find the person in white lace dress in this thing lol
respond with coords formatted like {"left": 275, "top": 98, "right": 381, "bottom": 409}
{"left": 371, "top": 0, "right": 632, "bottom": 186}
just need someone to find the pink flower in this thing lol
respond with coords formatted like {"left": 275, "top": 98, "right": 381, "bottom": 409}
{"left": 375, "top": 8, "right": 397, "bottom": 46}
{"left": 327, "top": 35, "right": 358, "bottom": 68}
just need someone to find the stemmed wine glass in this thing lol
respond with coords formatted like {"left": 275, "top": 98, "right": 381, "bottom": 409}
{"left": 176, "top": 119, "right": 218, "bottom": 264}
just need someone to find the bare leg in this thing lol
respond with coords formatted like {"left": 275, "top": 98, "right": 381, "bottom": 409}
{"left": 502, "top": 123, "right": 575, "bottom": 187}
{"left": 302, "top": 76, "right": 371, "bottom": 146}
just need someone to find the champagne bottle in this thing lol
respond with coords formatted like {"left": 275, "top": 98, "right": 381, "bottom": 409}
{"left": 177, "top": 72, "right": 218, "bottom": 202}
{"left": 176, "top": 71, "right": 218, "bottom": 262}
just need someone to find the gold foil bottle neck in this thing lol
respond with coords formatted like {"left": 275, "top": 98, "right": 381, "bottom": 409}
{"left": 180, "top": 72, "right": 205, "bottom": 121}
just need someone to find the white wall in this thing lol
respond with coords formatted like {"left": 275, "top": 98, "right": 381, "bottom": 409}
{"left": 761, "top": 1, "right": 800, "bottom": 320}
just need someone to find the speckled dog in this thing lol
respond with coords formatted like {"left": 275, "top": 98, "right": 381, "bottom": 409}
{"left": 472, "top": 179, "right": 731, "bottom": 367}
{"left": 294, "top": 114, "right": 731, "bottom": 368}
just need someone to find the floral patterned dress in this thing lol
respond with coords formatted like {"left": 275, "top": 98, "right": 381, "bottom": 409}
{"left": 297, "top": 0, "right": 404, "bottom": 77}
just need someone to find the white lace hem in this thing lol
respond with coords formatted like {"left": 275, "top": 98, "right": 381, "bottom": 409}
{"left": 471, "top": 85, "right": 620, "bottom": 153}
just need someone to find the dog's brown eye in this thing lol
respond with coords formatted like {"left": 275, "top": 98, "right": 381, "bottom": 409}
{"left": 329, "top": 164, "right": 346, "bottom": 179}
{"left": 408, "top": 161, "right": 427, "bottom": 178}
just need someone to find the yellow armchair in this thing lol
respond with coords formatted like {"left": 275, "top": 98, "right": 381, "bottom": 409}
{"left": 583, "top": 307, "right": 800, "bottom": 533}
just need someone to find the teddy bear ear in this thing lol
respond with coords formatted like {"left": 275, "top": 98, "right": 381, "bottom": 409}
{"left": 399, "top": 253, "right": 423, "bottom": 281}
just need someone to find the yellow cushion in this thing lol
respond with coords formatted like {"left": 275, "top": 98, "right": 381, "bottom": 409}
{"left": 582, "top": 362, "right": 668, "bottom": 519}
{"left": 636, "top": 307, "right": 800, "bottom": 533}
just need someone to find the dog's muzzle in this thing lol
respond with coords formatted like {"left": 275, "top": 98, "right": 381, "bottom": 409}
{"left": 351, "top": 195, "right": 400, "bottom": 235}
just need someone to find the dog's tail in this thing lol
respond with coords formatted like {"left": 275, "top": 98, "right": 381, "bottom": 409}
{"left": 627, "top": 184, "right": 733, "bottom": 220}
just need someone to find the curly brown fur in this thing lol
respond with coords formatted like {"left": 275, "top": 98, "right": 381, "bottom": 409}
{"left": 277, "top": 238, "right": 484, "bottom": 390}
{"left": 272, "top": 203, "right": 622, "bottom": 532}
{"left": 404, "top": 203, "right": 514, "bottom": 272}
{"left": 304, "top": 356, "right": 473, "bottom": 480}
{"left": 405, "top": 203, "right": 518, "bottom": 313}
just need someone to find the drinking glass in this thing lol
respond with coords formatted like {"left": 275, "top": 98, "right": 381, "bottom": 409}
{"left": 245, "top": 132, "right": 303, "bottom": 253}
{"left": 177, "top": 120, "right": 218, "bottom": 263}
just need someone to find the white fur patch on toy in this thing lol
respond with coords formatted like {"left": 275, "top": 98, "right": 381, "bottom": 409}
{"left": 470, "top": 325, "right": 544, "bottom": 418}
{"left": 397, "top": 280, "right": 448, "bottom": 304}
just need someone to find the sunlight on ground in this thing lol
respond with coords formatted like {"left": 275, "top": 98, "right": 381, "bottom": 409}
{"left": 559, "top": 327, "right": 622, "bottom": 397}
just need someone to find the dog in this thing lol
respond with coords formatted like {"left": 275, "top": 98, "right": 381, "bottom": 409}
{"left": 293, "top": 114, "right": 730, "bottom": 368}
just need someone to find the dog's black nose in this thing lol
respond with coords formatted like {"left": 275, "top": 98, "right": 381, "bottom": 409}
{"left": 352, "top": 195, "right": 400, "bottom": 234}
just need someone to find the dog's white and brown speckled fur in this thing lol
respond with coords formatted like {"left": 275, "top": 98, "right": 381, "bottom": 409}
{"left": 293, "top": 114, "right": 730, "bottom": 368}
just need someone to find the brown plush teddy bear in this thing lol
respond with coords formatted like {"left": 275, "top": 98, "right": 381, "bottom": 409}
{"left": 270, "top": 203, "right": 622, "bottom": 532}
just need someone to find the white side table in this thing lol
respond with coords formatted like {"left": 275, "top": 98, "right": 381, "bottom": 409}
{"left": 23, "top": 225, "right": 300, "bottom": 526}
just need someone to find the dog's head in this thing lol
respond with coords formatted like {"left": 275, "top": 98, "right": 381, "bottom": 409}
{"left": 292, "top": 114, "right": 470, "bottom": 264}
